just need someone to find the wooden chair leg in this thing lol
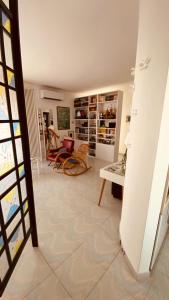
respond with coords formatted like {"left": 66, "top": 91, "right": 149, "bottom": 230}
{"left": 98, "top": 179, "right": 106, "bottom": 206}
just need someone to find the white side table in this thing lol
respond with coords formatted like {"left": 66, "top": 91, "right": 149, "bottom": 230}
{"left": 98, "top": 163, "right": 125, "bottom": 206}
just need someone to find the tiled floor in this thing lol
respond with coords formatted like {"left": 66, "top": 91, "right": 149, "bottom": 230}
{"left": 2, "top": 159, "right": 169, "bottom": 300}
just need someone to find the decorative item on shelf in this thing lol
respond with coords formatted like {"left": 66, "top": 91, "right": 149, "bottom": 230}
{"left": 79, "top": 127, "right": 88, "bottom": 134}
{"left": 80, "top": 110, "right": 85, "bottom": 119}
{"left": 81, "top": 97, "right": 88, "bottom": 107}
{"left": 105, "top": 134, "right": 114, "bottom": 139}
{"left": 100, "top": 120, "right": 105, "bottom": 127}
{"left": 109, "top": 106, "right": 116, "bottom": 119}
{"left": 106, "top": 128, "right": 110, "bottom": 134}
{"left": 76, "top": 110, "right": 88, "bottom": 119}
{"left": 83, "top": 121, "right": 88, "bottom": 127}
{"left": 89, "top": 142, "right": 96, "bottom": 149}
{"left": 74, "top": 97, "right": 89, "bottom": 108}
{"left": 89, "top": 106, "right": 96, "bottom": 112}
{"left": 76, "top": 110, "right": 81, "bottom": 118}
{"left": 89, "top": 128, "right": 96, "bottom": 135}
{"left": 108, "top": 107, "right": 113, "bottom": 119}
{"left": 89, "top": 120, "right": 96, "bottom": 127}
{"left": 77, "top": 134, "right": 88, "bottom": 141}
{"left": 106, "top": 95, "right": 112, "bottom": 102}
{"left": 100, "top": 127, "right": 106, "bottom": 134}
{"left": 89, "top": 135, "right": 96, "bottom": 142}
{"left": 90, "top": 96, "right": 97, "bottom": 104}
{"left": 99, "top": 111, "right": 104, "bottom": 119}
{"left": 74, "top": 99, "right": 81, "bottom": 107}
{"left": 109, "top": 122, "right": 116, "bottom": 128}
{"left": 105, "top": 93, "right": 118, "bottom": 102}
{"left": 89, "top": 112, "right": 96, "bottom": 119}
{"left": 105, "top": 108, "right": 109, "bottom": 119}
{"left": 109, "top": 128, "right": 116, "bottom": 135}
{"left": 99, "top": 95, "right": 105, "bottom": 103}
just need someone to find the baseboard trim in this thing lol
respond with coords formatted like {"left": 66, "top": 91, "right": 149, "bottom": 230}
{"left": 123, "top": 252, "right": 150, "bottom": 281}
{"left": 119, "top": 237, "right": 150, "bottom": 281}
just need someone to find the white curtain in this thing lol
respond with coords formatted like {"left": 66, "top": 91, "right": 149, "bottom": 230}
{"left": 24, "top": 89, "right": 41, "bottom": 159}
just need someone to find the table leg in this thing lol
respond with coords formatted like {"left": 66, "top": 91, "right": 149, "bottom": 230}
{"left": 98, "top": 179, "right": 106, "bottom": 206}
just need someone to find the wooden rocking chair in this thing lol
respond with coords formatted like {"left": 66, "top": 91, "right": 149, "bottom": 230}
{"left": 55, "top": 144, "right": 91, "bottom": 176}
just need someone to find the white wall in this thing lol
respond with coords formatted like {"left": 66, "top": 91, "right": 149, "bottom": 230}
{"left": 120, "top": 0, "right": 169, "bottom": 274}
{"left": 24, "top": 82, "right": 74, "bottom": 142}
{"left": 37, "top": 92, "right": 74, "bottom": 141}
{"left": 74, "top": 82, "right": 133, "bottom": 154}
{"left": 140, "top": 69, "right": 169, "bottom": 273}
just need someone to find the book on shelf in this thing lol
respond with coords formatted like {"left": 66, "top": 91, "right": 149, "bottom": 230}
{"left": 74, "top": 91, "right": 122, "bottom": 161}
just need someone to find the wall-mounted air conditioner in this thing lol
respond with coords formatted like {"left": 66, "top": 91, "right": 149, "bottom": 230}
{"left": 40, "top": 90, "right": 64, "bottom": 101}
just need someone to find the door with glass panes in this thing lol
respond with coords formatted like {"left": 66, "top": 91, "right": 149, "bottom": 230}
{"left": 0, "top": 0, "right": 38, "bottom": 296}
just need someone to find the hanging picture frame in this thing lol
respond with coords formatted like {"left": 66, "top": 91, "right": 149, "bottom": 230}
{"left": 68, "top": 130, "right": 74, "bottom": 139}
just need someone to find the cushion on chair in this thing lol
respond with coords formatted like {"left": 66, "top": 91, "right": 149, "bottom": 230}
{"left": 61, "top": 139, "right": 74, "bottom": 153}
{"left": 47, "top": 139, "right": 74, "bottom": 162}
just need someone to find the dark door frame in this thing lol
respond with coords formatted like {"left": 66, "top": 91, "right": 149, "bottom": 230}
{"left": 0, "top": 0, "right": 38, "bottom": 295}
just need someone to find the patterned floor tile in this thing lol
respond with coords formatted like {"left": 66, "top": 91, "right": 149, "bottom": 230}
{"left": 24, "top": 274, "right": 72, "bottom": 300}
{"left": 55, "top": 228, "right": 120, "bottom": 300}
{"left": 3, "top": 158, "right": 167, "bottom": 300}
{"left": 101, "top": 212, "right": 121, "bottom": 242}
{"left": 87, "top": 252, "right": 151, "bottom": 300}
{"left": 1, "top": 243, "right": 52, "bottom": 300}
{"left": 145, "top": 272, "right": 169, "bottom": 300}
{"left": 38, "top": 221, "right": 82, "bottom": 270}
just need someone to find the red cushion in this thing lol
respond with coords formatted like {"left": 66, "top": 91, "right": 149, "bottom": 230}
{"left": 62, "top": 139, "right": 74, "bottom": 152}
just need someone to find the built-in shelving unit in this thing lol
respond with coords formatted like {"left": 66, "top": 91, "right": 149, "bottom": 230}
{"left": 88, "top": 95, "right": 97, "bottom": 157}
{"left": 74, "top": 91, "right": 123, "bottom": 161}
